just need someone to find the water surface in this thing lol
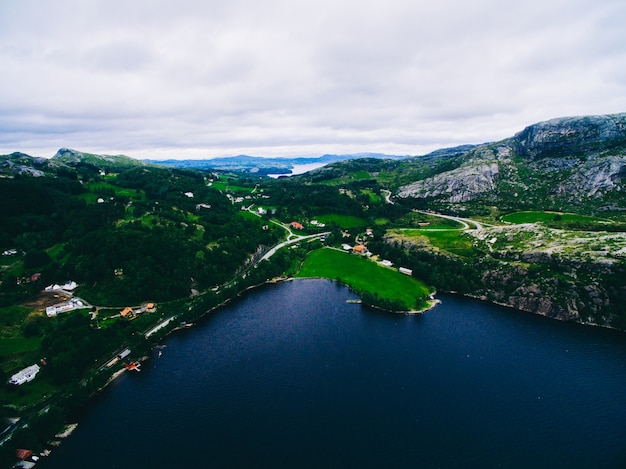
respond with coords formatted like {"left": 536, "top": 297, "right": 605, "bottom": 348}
{"left": 40, "top": 279, "right": 626, "bottom": 468}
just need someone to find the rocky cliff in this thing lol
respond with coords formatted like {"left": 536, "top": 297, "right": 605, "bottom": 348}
{"left": 397, "top": 113, "right": 626, "bottom": 210}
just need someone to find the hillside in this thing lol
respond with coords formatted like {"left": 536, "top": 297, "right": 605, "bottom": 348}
{"left": 287, "top": 112, "right": 626, "bottom": 329}
{"left": 395, "top": 113, "right": 626, "bottom": 215}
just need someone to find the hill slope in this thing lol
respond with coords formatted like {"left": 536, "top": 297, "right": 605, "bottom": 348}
{"left": 396, "top": 113, "right": 626, "bottom": 214}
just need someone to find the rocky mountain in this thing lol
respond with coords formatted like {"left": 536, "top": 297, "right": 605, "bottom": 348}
{"left": 397, "top": 113, "right": 626, "bottom": 213}
{"left": 52, "top": 148, "right": 150, "bottom": 170}
{"left": 0, "top": 152, "right": 58, "bottom": 177}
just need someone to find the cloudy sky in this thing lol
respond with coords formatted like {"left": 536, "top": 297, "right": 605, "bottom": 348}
{"left": 1, "top": 0, "right": 625, "bottom": 159}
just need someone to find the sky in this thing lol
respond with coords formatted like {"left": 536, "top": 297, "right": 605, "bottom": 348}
{"left": 0, "top": 0, "right": 625, "bottom": 160}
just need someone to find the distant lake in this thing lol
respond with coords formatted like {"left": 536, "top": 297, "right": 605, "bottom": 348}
{"left": 267, "top": 162, "right": 327, "bottom": 178}
{"left": 40, "top": 279, "right": 626, "bottom": 468}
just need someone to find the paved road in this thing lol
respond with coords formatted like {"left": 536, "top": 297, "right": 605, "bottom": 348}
{"left": 261, "top": 232, "right": 330, "bottom": 261}
{"left": 413, "top": 210, "right": 484, "bottom": 230}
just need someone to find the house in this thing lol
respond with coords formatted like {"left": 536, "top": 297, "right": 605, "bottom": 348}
{"left": 365, "top": 228, "right": 374, "bottom": 237}
{"left": 120, "top": 307, "right": 134, "bottom": 318}
{"left": 353, "top": 245, "right": 367, "bottom": 254}
{"left": 184, "top": 192, "right": 194, "bottom": 198}
{"left": 62, "top": 280, "right": 78, "bottom": 291}
{"left": 379, "top": 259, "right": 393, "bottom": 267}
{"left": 399, "top": 267, "right": 413, "bottom": 276}
{"left": 8, "top": 364, "right": 40, "bottom": 385}
{"left": 145, "top": 303, "right": 156, "bottom": 313}
{"left": 342, "top": 244, "right": 353, "bottom": 251}
{"left": 290, "top": 222, "right": 304, "bottom": 230}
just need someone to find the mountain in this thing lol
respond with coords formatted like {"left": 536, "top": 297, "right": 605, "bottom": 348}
{"left": 143, "top": 152, "right": 408, "bottom": 174}
{"left": 52, "top": 148, "right": 151, "bottom": 170}
{"left": 0, "top": 152, "right": 53, "bottom": 177}
{"left": 395, "top": 113, "right": 626, "bottom": 213}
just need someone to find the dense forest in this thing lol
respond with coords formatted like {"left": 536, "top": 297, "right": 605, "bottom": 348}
{"left": 0, "top": 166, "right": 283, "bottom": 306}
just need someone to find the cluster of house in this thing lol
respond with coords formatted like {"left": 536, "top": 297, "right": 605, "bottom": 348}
{"left": 120, "top": 303, "right": 156, "bottom": 319}
{"left": 8, "top": 364, "right": 40, "bottom": 386}
{"left": 2, "top": 248, "right": 18, "bottom": 256}
{"left": 288, "top": 220, "right": 327, "bottom": 230}
{"left": 15, "top": 272, "right": 41, "bottom": 286}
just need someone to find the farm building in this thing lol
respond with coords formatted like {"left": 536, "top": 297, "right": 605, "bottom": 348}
{"left": 8, "top": 364, "right": 40, "bottom": 385}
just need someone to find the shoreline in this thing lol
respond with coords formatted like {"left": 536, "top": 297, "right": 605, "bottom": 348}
{"left": 29, "top": 275, "right": 620, "bottom": 462}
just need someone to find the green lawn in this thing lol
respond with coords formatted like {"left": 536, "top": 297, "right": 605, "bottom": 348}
{"left": 0, "top": 337, "right": 42, "bottom": 356}
{"left": 316, "top": 214, "right": 367, "bottom": 229}
{"left": 83, "top": 182, "right": 146, "bottom": 201}
{"left": 295, "top": 248, "right": 431, "bottom": 311}
{"left": 210, "top": 180, "right": 255, "bottom": 193}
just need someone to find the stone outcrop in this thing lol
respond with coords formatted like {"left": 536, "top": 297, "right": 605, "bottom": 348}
{"left": 397, "top": 113, "right": 626, "bottom": 207}
{"left": 514, "top": 113, "right": 626, "bottom": 159}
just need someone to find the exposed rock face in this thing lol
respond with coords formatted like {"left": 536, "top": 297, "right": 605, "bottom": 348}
{"left": 514, "top": 113, "right": 626, "bottom": 159}
{"left": 397, "top": 113, "right": 626, "bottom": 206}
{"left": 0, "top": 152, "right": 49, "bottom": 177}
{"left": 398, "top": 160, "right": 499, "bottom": 202}
{"left": 479, "top": 261, "right": 618, "bottom": 328}
{"left": 398, "top": 147, "right": 500, "bottom": 202}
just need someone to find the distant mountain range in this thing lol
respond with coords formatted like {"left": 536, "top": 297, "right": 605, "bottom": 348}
{"left": 2, "top": 113, "right": 625, "bottom": 209}
{"left": 142, "top": 152, "right": 409, "bottom": 174}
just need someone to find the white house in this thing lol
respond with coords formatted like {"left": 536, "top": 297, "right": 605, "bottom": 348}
{"left": 8, "top": 364, "right": 40, "bottom": 385}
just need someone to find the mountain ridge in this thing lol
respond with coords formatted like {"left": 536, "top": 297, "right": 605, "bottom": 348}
{"left": 396, "top": 112, "right": 626, "bottom": 213}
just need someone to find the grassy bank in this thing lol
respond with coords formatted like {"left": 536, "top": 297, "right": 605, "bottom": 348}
{"left": 295, "top": 248, "right": 432, "bottom": 311}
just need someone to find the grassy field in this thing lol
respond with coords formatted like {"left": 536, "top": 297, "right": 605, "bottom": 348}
{"left": 295, "top": 248, "right": 431, "bottom": 311}
{"left": 0, "top": 337, "right": 41, "bottom": 356}
{"left": 501, "top": 211, "right": 607, "bottom": 224}
{"left": 388, "top": 228, "right": 475, "bottom": 257}
{"left": 82, "top": 182, "right": 146, "bottom": 203}
{"left": 360, "top": 189, "right": 381, "bottom": 204}
{"left": 210, "top": 180, "right": 256, "bottom": 193}
{"left": 316, "top": 214, "right": 367, "bottom": 229}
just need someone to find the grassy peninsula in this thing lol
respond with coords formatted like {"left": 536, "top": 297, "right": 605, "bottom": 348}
{"left": 295, "top": 248, "right": 433, "bottom": 312}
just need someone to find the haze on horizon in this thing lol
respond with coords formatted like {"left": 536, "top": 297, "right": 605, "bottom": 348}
{"left": 1, "top": 0, "right": 625, "bottom": 160}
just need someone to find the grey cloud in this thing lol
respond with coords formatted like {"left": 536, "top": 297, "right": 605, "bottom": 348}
{"left": 0, "top": 0, "right": 625, "bottom": 159}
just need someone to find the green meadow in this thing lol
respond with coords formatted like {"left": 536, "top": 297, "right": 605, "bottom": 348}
{"left": 388, "top": 228, "right": 475, "bottom": 258}
{"left": 295, "top": 248, "right": 431, "bottom": 311}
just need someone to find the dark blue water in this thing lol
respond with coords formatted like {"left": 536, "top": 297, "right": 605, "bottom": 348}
{"left": 41, "top": 279, "right": 626, "bottom": 468}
